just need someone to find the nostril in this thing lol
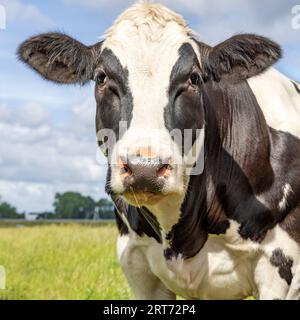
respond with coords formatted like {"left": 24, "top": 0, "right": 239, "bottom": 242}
{"left": 157, "top": 164, "right": 172, "bottom": 177}
{"left": 120, "top": 163, "right": 133, "bottom": 176}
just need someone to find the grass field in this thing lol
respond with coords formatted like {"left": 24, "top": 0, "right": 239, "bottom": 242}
{"left": 0, "top": 222, "right": 133, "bottom": 300}
{"left": 0, "top": 222, "right": 255, "bottom": 300}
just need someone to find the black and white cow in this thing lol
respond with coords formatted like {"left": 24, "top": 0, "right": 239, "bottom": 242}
{"left": 18, "top": 2, "right": 300, "bottom": 299}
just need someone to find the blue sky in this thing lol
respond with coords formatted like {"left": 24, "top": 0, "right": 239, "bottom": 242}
{"left": 0, "top": 0, "right": 299, "bottom": 212}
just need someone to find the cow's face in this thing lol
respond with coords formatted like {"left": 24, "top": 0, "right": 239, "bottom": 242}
{"left": 95, "top": 15, "right": 206, "bottom": 206}
{"left": 18, "top": 4, "right": 281, "bottom": 207}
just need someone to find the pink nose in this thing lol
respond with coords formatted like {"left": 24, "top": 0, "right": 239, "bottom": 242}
{"left": 118, "top": 155, "right": 172, "bottom": 192}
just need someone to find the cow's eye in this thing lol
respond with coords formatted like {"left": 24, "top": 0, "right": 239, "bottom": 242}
{"left": 190, "top": 72, "right": 201, "bottom": 86}
{"left": 96, "top": 72, "right": 106, "bottom": 85}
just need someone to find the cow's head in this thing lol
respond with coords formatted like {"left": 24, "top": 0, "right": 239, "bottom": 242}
{"left": 18, "top": 3, "right": 281, "bottom": 208}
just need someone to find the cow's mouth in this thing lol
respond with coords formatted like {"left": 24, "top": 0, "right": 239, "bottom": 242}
{"left": 121, "top": 191, "right": 167, "bottom": 206}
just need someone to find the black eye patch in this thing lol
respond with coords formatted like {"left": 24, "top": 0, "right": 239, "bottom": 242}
{"left": 169, "top": 43, "right": 201, "bottom": 89}
{"left": 95, "top": 47, "right": 134, "bottom": 141}
{"left": 97, "top": 48, "right": 128, "bottom": 92}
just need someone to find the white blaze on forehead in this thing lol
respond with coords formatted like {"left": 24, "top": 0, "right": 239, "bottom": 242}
{"left": 102, "top": 2, "right": 201, "bottom": 132}
{"left": 103, "top": 3, "right": 202, "bottom": 200}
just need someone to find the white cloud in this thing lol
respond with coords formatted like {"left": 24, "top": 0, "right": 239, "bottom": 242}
{"left": 0, "top": 98, "right": 108, "bottom": 212}
{"left": 195, "top": 13, "right": 298, "bottom": 46}
{"left": 19, "top": 102, "right": 50, "bottom": 127}
{"left": 163, "top": 0, "right": 299, "bottom": 45}
{"left": 0, "top": 180, "right": 107, "bottom": 212}
{"left": 64, "top": 0, "right": 130, "bottom": 9}
{"left": 0, "top": 0, "right": 54, "bottom": 27}
{"left": 0, "top": 102, "right": 49, "bottom": 127}
{"left": 70, "top": 97, "right": 97, "bottom": 136}
{"left": 63, "top": 0, "right": 299, "bottom": 45}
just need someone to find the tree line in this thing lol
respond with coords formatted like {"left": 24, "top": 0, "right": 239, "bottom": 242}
{"left": 0, "top": 192, "right": 115, "bottom": 220}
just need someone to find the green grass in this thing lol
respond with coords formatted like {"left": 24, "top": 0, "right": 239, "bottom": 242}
{"left": 0, "top": 222, "right": 255, "bottom": 300}
{"left": 0, "top": 223, "right": 132, "bottom": 300}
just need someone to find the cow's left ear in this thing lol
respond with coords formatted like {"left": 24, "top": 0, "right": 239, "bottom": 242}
{"left": 18, "top": 32, "right": 102, "bottom": 85}
{"left": 203, "top": 34, "right": 282, "bottom": 82}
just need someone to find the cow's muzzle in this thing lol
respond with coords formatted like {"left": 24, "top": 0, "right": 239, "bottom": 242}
{"left": 119, "top": 155, "right": 172, "bottom": 194}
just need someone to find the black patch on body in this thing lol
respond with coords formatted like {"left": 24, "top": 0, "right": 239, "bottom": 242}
{"left": 270, "top": 248, "right": 293, "bottom": 285}
{"left": 165, "top": 77, "right": 300, "bottom": 258}
{"left": 277, "top": 130, "right": 300, "bottom": 245}
{"left": 269, "top": 128, "right": 300, "bottom": 214}
{"left": 165, "top": 79, "right": 274, "bottom": 258}
{"left": 281, "top": 206, "right": 300, "bottom": 246}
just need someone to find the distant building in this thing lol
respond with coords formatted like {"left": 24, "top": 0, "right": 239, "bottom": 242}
{"left": 25, "top": 213, "right": 39, "bottom": 221}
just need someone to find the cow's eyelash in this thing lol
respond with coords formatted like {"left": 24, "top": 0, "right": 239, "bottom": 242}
{"left": 94, "top": 68, "right": 106, "bottom": 81}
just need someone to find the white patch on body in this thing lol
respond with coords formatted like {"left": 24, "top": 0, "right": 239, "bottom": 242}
{"left": 260, "top": 225, "right": 300, "bottom": 263}
{"left": 248, "top": 68, "right": 300, "bottom": 139}
{"left": 117, "top": 215, "right": 300, "bottom": 300}
{"left": 223, "top": 221, "right": 300, "bottom": 299}
{"left": 117, "top": 234, "right": 130, "bottom": 261}
{"left": 287, "top": 263, "right": 300, "bottom": 300}
{"left": 128, "top": 232, "right": 254, "bottom": 300}
{"left": 254, "top": 225, "right": 300, "bottom": 299}
{"left": 147, "top": 193, "right": 184, "bottom": 234}
{"left": 278, "top": 183, "right": 293, "bottom": 211}
{"left": 117, "top": 234, "right": 176, "bottom": 300}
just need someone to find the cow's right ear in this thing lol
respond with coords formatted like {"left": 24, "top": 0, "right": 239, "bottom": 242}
{"left": 17, "top": 32, "right": 102, "bottom": 85}
{"left": 198, "top": 34, "right": 281, "bottom": 82}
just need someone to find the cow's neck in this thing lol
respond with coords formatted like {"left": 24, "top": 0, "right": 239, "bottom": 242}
{"left": 146, "top": 193, "right": 185, "bottom": 234}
